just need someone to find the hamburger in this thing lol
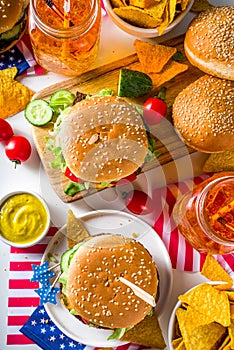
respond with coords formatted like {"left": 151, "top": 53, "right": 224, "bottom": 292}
{"left": 0, "top": 0, "right": 29, "bottom": 53}
{"left": 59, "top": 234, "right": 159, "bottom": 339}
{"left": 184, "top": 6, "right": 234, "bottom": 81}
{"left": 55, "top": 94, "right": 150, "bottom": 195}
{"left": 172, "top": 75, "right": 234, "bottom": 153}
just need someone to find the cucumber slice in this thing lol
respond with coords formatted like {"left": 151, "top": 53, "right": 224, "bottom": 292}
{"left": 25, "top": 99, "right": 53, "bottom": 126}
{"left": 118, "top": 68, "right": 153, "bottom": 98}
{"left": 49, "top": 89, "right": 76, "bottom": 113}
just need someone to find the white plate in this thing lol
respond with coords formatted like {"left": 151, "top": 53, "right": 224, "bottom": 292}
{"left": 42, "top": 209, "right": 173, "bottom": 347}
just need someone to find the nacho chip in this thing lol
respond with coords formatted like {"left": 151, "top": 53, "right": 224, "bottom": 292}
{"left": 228, "top": 319, "right": 234, "bottom": 349}
{"left": 191, "top": 0, "right": 213, "bottom": 12}
{"left": 66, "top": 209, "right": 90, "bottom": 248}
{"left": 149, "top": 60, "right": 188, "bottom": 88}
{"left": 168, "top": 0, "right": 177, "bottom": 24}
{"left": 201, "top": 254, "right": 233, "bottom": 290}
{"left": 203, "top": 149, "right": 234, "bottom": 173}
{"left": 120, "top": 309, "right": 166, "bottom": 348}
{"left": 134, "top": 39, "right": 177, "bottom": 73}
{"left": 230, "top": 304, "right": 234, "bottom": 319}
{"left": 183, "top": 305, "right": 215, "bottom": 330}
{"left": 176, "top": 308, "right": 227, "bottom": 350}
{"left": 172, "top": 337, "right": 184, "bottom": 348}
{"left": 110, "top": 0, "right": 126, "bottom": 7}
{"left": 129, "top": 0, "right": 157, "bottom": 9}
{"left": 113, "top": 6, "right": 162, "bottom": 27}
{"left": 0, "top": 67, "right": 34, "bottom": 119}
{"left": 178, "top": 283, "right": 231, "bottom": 327}
{"left": 156, "top": 1, "right": 170, "bottom": 35}
{"left": 226, "top": 292, "right": 234, "bottom": 302}
{"left": 218, "top": 336, "right": 231, "bottom": 350}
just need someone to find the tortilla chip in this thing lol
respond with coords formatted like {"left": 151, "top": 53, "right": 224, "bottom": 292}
{"left": 0, "top": 67, "right": 34, "bottom": 119}
{"left": 191, "top": 0, "right": 213, "bottom": 12}
{"left": 110, "top": 0, "right": 126, "bottom": 7}
{"left": 149, "top": 60, "right": 188, "bottom": 87}
{"left": 134, "top": 39, "right": 177, "bottom": 73}
{"left": 201, "top": 254, "right": 233, "bottom": 290}
{"left": 183, "top": 305, "right": 215, "bottom": 330}
{"left": 176, "top": 308, "right": 227, "bottom": 350}
{"left": 168, "top": 0, "right": 177, "bottom": 24}
{"left": 178, "top": 283, "right": 231, "bottom": 327}
{"left": 226, "top": 292, "right": 234, "bottom": 302}
{"left": 218, "top": 336, "right": 231, "bottom": 350}
{"left": 228, "top": 319, "right": 234, "bottom": 349}
{"left": 113, "top": 6, "right": 162, "bottom": 27}
{"left": 129, "top": 0, "right": 156, "bottom": 9}
{"left": 156, "top": 1, "right": 170, "bottom": 35}
{"left": 120, "top": 309, "right": 166, "bottom": 348}
{"left": 172, "top": 337, "right": 184, "bottom": 348}
{"left": 231, "top": 304, "right": 234, "bottom": 319}
{"left": 202, "top": 149, "right": 234, "bottom": 173}
{"left": 66, "top": 209, "right": 90, "bottom": 248}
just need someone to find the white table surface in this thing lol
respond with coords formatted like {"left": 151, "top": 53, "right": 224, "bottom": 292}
{"left": 0, "top": 1, "right": 233, "bottom": 348}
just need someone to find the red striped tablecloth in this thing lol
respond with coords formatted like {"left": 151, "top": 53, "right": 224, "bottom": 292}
{"left": 5, "top": 176, "right": 234, "bottom": 348}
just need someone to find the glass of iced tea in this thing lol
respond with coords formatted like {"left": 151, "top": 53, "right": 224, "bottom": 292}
{"left": 29, "top": 0, "right": 102, "bottom": 76}
{"left": 173, "top": 172, "right": 234, "bottom": 255}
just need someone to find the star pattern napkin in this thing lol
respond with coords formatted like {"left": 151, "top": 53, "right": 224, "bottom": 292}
{"left": 20, "top": 306, "right": 86, "bottom": 350}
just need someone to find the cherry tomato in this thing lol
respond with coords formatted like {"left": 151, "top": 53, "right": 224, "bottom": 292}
{"left": 5, "top": 136, "right": 31, "bottom": 165}
{"left": 64, "top": 166, "right": 83, "bottom": 183}
{"left": 143, "top": 97, "right": 167, "bottom": 125}
{"left": 0, "top": 119, "right": 14, "bottom": 142}
{"left": 125, "top": 190, "right": 153, "bottom": 215}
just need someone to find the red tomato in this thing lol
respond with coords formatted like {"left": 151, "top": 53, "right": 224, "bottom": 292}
{"left": 143, "top": 97, "right": 167, "bottom": 125}
{"left": 125, "top": 190, "right": 153, "bottom": 215}
{"left": 64, "top": 166, "right": 83, "bottom": 183}
{"left": 0, "top": 119, "right": 14, "bottom": 142}
{"left": 5, "top": 136, "right": 31, "bottom": 164}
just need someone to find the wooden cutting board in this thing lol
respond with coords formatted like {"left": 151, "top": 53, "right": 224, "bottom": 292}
{"left": 32, "top": 35, "right": 205, "bottom": 203}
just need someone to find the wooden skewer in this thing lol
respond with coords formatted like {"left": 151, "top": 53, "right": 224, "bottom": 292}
{"left": 119, "top": 276, "right": 156, "bottom": 307}
{"left": 217, "top": 217, "right": 234, "bottom": 232}
{"left": 48, "top": 262, "right": 60, "bottom": 271}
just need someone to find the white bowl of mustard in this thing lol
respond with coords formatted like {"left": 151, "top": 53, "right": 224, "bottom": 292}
{"left": 0, "top": 191, "right": 50, "bottom": 248}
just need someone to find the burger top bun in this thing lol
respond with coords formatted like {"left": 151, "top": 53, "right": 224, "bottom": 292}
{"left": 58, "top": 95, "right": 148, "bottom": 183}
{"left": 0, "top": 0, "right": 25, "bottom": 33}
{"left": 66, "top": 234, "right": 158, "bottom": 329}
{"left": 172, "top": 75, "right": 234, "bottom": 153}
{"left": 184, "top": 6, "right": 234, "bottom": 81}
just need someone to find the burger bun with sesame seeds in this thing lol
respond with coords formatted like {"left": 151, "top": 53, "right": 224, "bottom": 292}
{"left": 57, "top": 95, "right": 148, "bottom": 184}
{"left": 184, "top": 6, "right": 234, "bottom": 81}
{"left": 172, "top": 75, "right": 234, "bottom": 153}
{"left": 60, "top": 234, "right": 158, "bottom": 331}
{"left": 0, "top": 0, "right": 29, "bottom": 53}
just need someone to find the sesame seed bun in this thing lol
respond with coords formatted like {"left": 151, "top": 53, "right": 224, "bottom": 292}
{"left": 66, "top": 234, "right": 158, "bottom": 329}
{"left": 172, "top": 75, "right": 234, "bottom": 153}
{"left": 58, "top": 95, "right": 148, "bottom": 183}
{"left": 184, "top": 6, "right": 234, "bottom": 81}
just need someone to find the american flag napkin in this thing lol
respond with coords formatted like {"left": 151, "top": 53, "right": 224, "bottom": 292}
{"left": 0, "top": 34, "right": 44, "bottom": 76}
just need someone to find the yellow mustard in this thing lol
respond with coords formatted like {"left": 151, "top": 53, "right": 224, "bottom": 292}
{"left": 0, "top": 193, "right": 49, "bottom": 244}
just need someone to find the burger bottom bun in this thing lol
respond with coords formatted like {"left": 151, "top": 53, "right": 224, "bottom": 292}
{"left": 172, "top": 75, "right": 234, "bottom": 153}
{"left": 66, "top": 234, "right": 158, "bottom": 329}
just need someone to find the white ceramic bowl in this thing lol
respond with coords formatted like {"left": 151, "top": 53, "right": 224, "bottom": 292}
{"left": 0, "top": 191, "right": 50, "bottom": 248}
{"left": 168, "top": 281, "right": 233, "bottom": 349}
{"left": 103, "top": 0, "right": 194, "bottom": 38}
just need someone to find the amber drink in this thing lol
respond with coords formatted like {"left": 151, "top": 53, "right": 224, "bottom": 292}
{"left": 173, "top": 172, "right": 234, "bottom": 254}
{"left": 29, "top": 0, "right": 101, "bottom": 76}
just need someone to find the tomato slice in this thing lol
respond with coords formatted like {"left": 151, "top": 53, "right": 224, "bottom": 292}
{"left": 64, "top": 166, "right": 83, "bottom": 183}
{"left": 113, "top": 173, "right": 137, "bottom": 186}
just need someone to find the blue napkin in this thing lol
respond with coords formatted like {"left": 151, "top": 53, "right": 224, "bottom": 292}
{"left": 20, "top": 305, "right": 86, "bottom": 350}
